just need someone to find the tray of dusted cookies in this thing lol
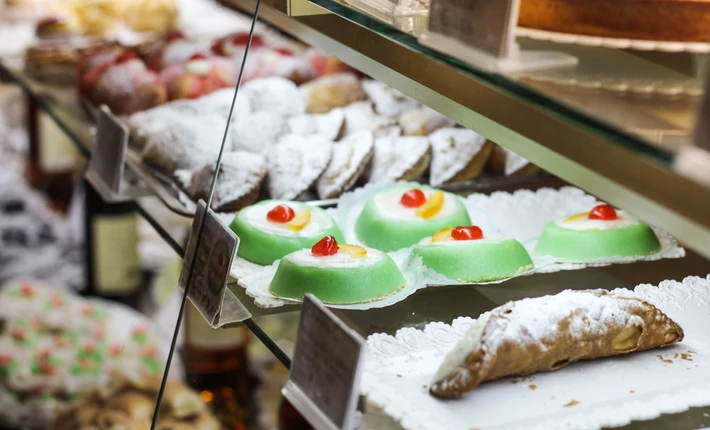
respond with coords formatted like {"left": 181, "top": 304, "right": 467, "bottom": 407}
{"left": 74, "top": 28, "right": 547, "bottom": 217}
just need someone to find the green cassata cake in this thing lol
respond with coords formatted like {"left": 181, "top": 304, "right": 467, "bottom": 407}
{"left": 355, "top": 185, "right": 471, "bottom": 252}
{"left": 269, "top": 235, "right": 406, "bottom": 304}
{"left": 534, "top": 204, "right": 661, "bottom": 261}
{"left": 412, "top": 226, "right": 534, "bottom": 282}
{"left": 229, "top": 200, "right": 345, "bottom": 265}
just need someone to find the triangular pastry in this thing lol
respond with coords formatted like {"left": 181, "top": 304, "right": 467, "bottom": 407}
{"left": 300, "top": 73, "right": 366, "bottom": 114}
{"left": 140, "top": 115, "right": 234, "bottom": 173}
{"left": 287, "top": 109, "right": 345, "bottom": 142}
{"left": 342, "top": 101, "right": 397, "bottom": 137}
{"left": 232, "top": 111, "right": 288, "bottom": 154}
{"left": 180, "top": 151, "right": 267, "bottom": 212}
{"left": 367, "top": 136, "right": 431, "bottom": 184}
{"left": 398, "top": 106, "right": 456, "bottom": 136}
{"left": 428, "top": 127, "right": 493, "bottom": 186}
{"left": 267, "top": 134, "right": 333, "bottom": 200}
{"left": 242, "top": 76, "right": 305, "bottom": 117}
{"left": 316, "top": 130, "right": 374, "bottom": 199}
{"left": 431, "top": 289, "right": 684, "bottom": 399}
{"left": 361, "top": 79, "right": 418, "bottom": 117}
{"left": 487, "top": 144, "right": 540, "bottom": 177}
{"left": 127, "top": 89, "right": 252, "bottom": 149}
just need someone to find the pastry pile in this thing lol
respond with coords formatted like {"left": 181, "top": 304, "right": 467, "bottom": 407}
{"left": 0, "top": 280, "right": 165, "bottom": 425}
{"left": 50, "top": 380, "right": 220, "bottom": 430}
{"left": 127, "top": 73, "right": 537, "bottom": 211}
{"left": 430, "top": 289, "right": 684, "bottom": 398}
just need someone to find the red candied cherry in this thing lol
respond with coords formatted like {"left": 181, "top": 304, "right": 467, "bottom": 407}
{"left": 19, "top": 283, "right": 34, "bottom": 297}
{"left": 267, "top": 205, "right": 295, "bottom": 223}
{"left": 114, "top": 50, "right": 139, "bottom": 64}
{"left": 588, "top": 204, "right": 618, "bottom": 221}
{"left": 231, "top": 32, "right": 265, "bottom": 48}
{"left": 211, "top": 38, "right": 227, "bottom": 55}
{"left": 311, "top": 235, "right": 338, "bottom": 256}
{"left": 274, "top": 47, "right": 294, "bottom": 56}
{"left": 0, "top": 354, "right": 12, "bottom": 365}
{"left": 400, "top": 189, "right": 426, "bottom": 208}
{"left": 452, "top": 226, "right": 483, "bottom": 241}
{"left": 189, "top": 53, "right": 208, "bottom": 61}
{"left": 165, "top": 30, "right": 186, "bottom": 43}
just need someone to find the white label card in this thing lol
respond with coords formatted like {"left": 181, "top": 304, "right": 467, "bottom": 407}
{"left": 179, "top": 200, "right": 241, "bottom": 327}
{"left": 87, "top": 106, "right": 128, "bottom": 198}
{"left": 284, "top": 294, "right": 365, "bottom": 430}
{"left": 427, "top": 0, "right": 517, "bottom": 57}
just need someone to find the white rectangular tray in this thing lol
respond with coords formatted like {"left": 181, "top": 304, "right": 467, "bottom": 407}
{"left": 362, "top": 276, "right": 710, "bottom": 430}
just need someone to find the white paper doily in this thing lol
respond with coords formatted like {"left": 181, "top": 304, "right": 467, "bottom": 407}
{"left": 231, "top": 185, "right": 684, "bottom": 309}
{"left": 362, "top": 275, "right": 710, "bottom": 430}
{"left": 516, "top": 27, "right": 710, "bottom": 53}
{"left": 463, "top": 187, "right": 685, "bottom": 272}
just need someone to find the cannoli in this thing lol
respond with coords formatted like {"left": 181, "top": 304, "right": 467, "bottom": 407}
{"left": 430, "top": 289, "right": 684, "bottom": 399}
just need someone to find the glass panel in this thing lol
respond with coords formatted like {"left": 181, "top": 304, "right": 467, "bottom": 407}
{"left": 307, "top": 0, "right": 702, "bottom": 162}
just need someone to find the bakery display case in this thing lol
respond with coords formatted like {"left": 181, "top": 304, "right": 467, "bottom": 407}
{"left": 3, "top": 0, "right": 710, "bottom": 428}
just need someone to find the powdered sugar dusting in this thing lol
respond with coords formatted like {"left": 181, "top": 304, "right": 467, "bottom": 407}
{"left": 140, "top": 115, "right": 231, "bottom": 172}
{"left": 317, "top": 130, "right": 374, "bottom": 199}
{"left": 242, "top": 76, "right": 305, "bottom": 117}
{"left": 342, "top": 101, "right": 397, "bottom": 137}
{"left": 368, "top": 136, "right": 430, "bottom": 183}
{"left": 232, "top": 111, "right": 287, "bottom": 153}
{"left": 428, "top": 127, "right": 487, "bottom": 186}
{"left": 267, "top": 134, "right": 333, "bottom": 199}
{"left": 433, "top": 289, "right": 675, "bottom": 392}
{"left": 161, "top": 39, "right": 207, "bottom": 67}
{"left": 287, "top": 109, "right": 344, "bottom": 141}
{"left": 185, "top": 151, "right": 266, "bottom": 211}
{"left": 361, "top": 79, "right": 419, "bottom": 118}
{"left": 398, "top": 106, "right": 455, "bottom": 136}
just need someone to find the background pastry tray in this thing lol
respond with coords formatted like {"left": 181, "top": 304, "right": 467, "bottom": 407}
{"left": 85, "top": 96, "right": 561, "bottom": 218}
{"left": 361, "top": 276, "right": 710, "bottom": 430}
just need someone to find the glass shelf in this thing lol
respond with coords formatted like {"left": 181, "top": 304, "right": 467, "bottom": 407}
{"left": 310, "top": 0, "right": 704, "bottom": 157}
{"left": 219, "top": 0, "right": 710, "bottom": 262}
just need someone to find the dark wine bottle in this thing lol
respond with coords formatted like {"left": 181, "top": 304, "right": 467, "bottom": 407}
{"left": 83, "top": 181, "right": 142, "bottom": 309}
{"left": 184, "top": 302, "right": 254, "bottom": 429}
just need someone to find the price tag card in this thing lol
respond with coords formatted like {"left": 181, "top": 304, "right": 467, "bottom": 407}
{"left": 426, "top": 0, "right": 517, "bottom": 57}
{"left": 86, "top": 106, "right": 128, "bottom": 201}
{"left": 284, "top": 294, "right": 365, "bottom": 430}
{"left": 179, "top": 200, "right": 247, "bottom": 327}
